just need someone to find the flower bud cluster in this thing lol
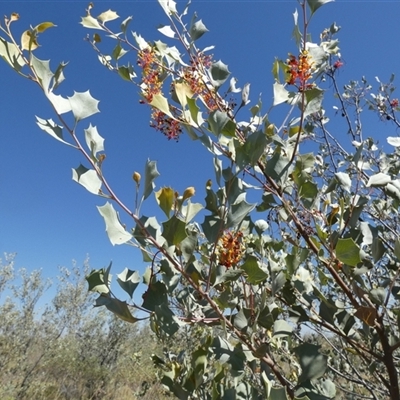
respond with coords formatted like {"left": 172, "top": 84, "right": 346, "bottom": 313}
{"left": 217, "top": 230, "right": 244, "bottom": 268}
{"left": 286, "top": 50, "right": 315, "bottom": 91}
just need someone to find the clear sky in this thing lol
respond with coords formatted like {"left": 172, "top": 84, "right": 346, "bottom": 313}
{"left": 1, "top": 0, "right": 400, "bottom": 286}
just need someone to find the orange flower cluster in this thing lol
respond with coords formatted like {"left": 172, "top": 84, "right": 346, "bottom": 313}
{"left": 183, "top": 53, "right": 218, "bottom": 111}
{"left": 286, "top": 50, "right": 314, "bottom": 91}
{"left": 137, "top": 48, "right": 162, "bottom": 103}
{"left": 217, "top": 230, "right": 244, "bottom": 268}
{"left": 150, "top": 108, "right": 182, "bottom": 141}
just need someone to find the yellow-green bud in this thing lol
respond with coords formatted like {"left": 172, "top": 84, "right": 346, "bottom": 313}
{"left": 182, "top": 186, "right": 195, "bottom": 201}
{"left": 133, "top": 171, "right": 141, "bottom": 184}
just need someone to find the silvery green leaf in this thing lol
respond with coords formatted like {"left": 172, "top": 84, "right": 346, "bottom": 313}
{"left": 241, "top": 83, "right": 250, "bottom": 107}
{"left": 47, "top": 92, "right": 71, "bottom": 114}
{"left": 210, "top": 60, "right": 230, "bottom": 88}
{"left": 366, "top": 172, "right": 391, "bottom": 187}
{"left": 335, "top": 172, "right": 351, "bottom": 192}
{"left": 97, "top": 10, "right": 119, "bottom": 23}
{"left": 228, "top": 77, "right": 241, "bottom": 93}
{"left": 68, "top": 90, "right": 100, "bottom": 122}
{"left": 132, "top": 32, "right": 149, "bottom": 50}
{"left": 72, "top": 164, "right": 102, "bottom": 195}
{"left": 189, "top": 19, "right": 208, "bottom": 41}
{"left": 98, "top": 202, "right": 133, "bottom": 245}
{"left": 31, "top": 55, "right": 53, "bottom": 92}
{"left": 84, "top": 124, "right": 105, "bottom": 157}
{"left": 273, "top": 82, "right": 290, "bottom": 106}
{"left": 36, "top": 116, "right": 75, "bottom": 147}
{"left": 157, "top": 25, "right": 176, "bottom": 38}
{"left": 80, "top": 15, "right": 105, "bottom": 30}
{"left": 158, "top": 0, "right": 177, "bottom": 16}
{"left": 387, "top": 136, "right": 400, "bottom": 147}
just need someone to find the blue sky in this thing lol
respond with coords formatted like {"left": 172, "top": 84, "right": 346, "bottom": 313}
{"left": 1, "top": 0, "right": 400, "bottom": 288}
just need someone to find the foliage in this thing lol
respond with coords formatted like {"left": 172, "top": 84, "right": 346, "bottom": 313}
{"left": 0, "top": 254, "right": 167, "bottom": 400}
{"left": 1, "top": 1, "right": 400, "bottom": 399}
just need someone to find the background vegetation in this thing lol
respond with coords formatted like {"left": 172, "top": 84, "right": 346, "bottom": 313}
{"left": 0, "top": 254, "right": 169, "bottom": 400}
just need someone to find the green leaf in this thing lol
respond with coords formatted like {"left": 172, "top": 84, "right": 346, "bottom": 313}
{"left": 292, "top": 9, "right": 302, "bottom": 48}
{"left": 158, "top": 0, "right": 178, "bottom": 15}
{"left": 335, "top": 172, "right": 351, "bottom": 193}
{"left": 210, "top": 60, "right": 230, "bottom": 89}
{"left": 31, "top": 55, "right": 53, "bottom": 91}
{"left": 359, "top": 221, "right": 374, "bottom": 245}
{"left": 72, "top": 164, "right": 102, "bottom": 195}
{"left": 241, "top": 255, "right": 268, "bottom": 284}
{"left": 52, "top": 61, "right": 68, "bottom": 91}
{"left": 214, "top": 266, "right": 243, "bottom": 286}
{"left": 68, "top": 90, "right": 100, "bottom": 122}
{"left": 273, "top": 82, "right": 290, "bottom": 106}
{"left": 272, "top": 270, "right": 286, "bottom": 296}
{"left": 294, "top": 343, "right": 327, "bottom": 382}
{"left": 189, "top": 19, "right": 208, "bottom": 41}
{"left": 174, "top": 82, "right": 193, "bottom": 109}
{"left": 47, "top": 92, "right": 72, "bottom": 115}
{"left": 227, "top": 198, "right": 256, "bottom": 228}
{"left": 387, "top": 136, "right": 400, "bottom": 147}
{"left": 182, "top": 200, "right": 203, "bottom": 223}
{"left": 132, "top": 32, "right": 149, "bottom": 51}
{"left": 236, "top": 130, "right": 268, "bottom": 168}
{"left": 34, "top": 21, "right": 56, "bottom": 33}
{"left": 143, "top": 159, "right": 160, "bottom": 201}
{"left": 273, "top": 320, "right": 293, "bottom": 338}
{"left": 84, "top": 124, "right": 104, "bottom": 158}
{"left": 208, "top": 110, "right": 236, "bottom": 137}
{"left": 202, "top": 215, "right": 224, "bottom": 243}
{"left": 21, "top": 30, "right": 38, "bottom": 51}
{"left": 121, "top": 16, "right": 133, "bottom": 35}
{"left": 155, "top": 187, "right": 174, "bottom": 218}
{"left": 35, "top": 116, "right": 74, "bottom": 147}
{"left": 150, "top": 93, "right": 174, "bottom": 118}
{"left": 162, "top": 216, "right": 187, "bottom": 245}
{"left": 254, "top": 219, "right": 269, "bottom": 235}
{"left": 299, "top": 181, "right": 318, "bottom": 203}
{"left": 158, "top": 25, "right": 176, "bottom": 38}
{"left": 0, "top": 37, "right": 24, "bottom": 70}
{"left": 112, "top": 42, "right": 127, "bottom": 60}
{"left": 180, "top": 229, "right": 198, "bottom": 262}
{"left": 303, "top": 88, "right": 324, "bottom": 118}
{"left": 118, "top": 64, "right": 135, "bottom": 82}
{"left": 372, "top": 237, "right": 385, "bottom": 262}
{"left": 116, "top": 268, "right": 140, "bottom": 298}
{"left": 97, "top": 202, "right": 133, "bottom": 245}
{"left": 80, "top": 15, "right": 105, "bottom": 30}
{"left": 95, "top": 294, "right": 138, "bottom": 323}
{"left": 269, "top": 150, "right": 292, "bottom": 187}
{"left": 370, "top": 287, "right": 386, "bottom": 305}
{"left": 366, "top": 172, "right": 391, "bottom": 187}
{"left": 187, "top": 97, "right": 203, "bottom": 128}
{"left": 97, "top": 10, "right": 119, "bottom": 23}
{"left": 133, "top": 215, "right": 163, "bottom": 246}
{"left": 86, "top": 265, "right": 111, "bottom": 294}
{"left": 142, "top": 280, "right": 168, "bottom": 311}
{"left": 335, "top": 238, "right": 361, "bottom": 267}
{"left": 307, "top": 0, "right": 334, "bottom": 16}
{"left": 233, "top": 309, "right": 248, "bottom": 331}
{"left": 268, "top": 387, "right": 290, "bottom": 400}
{"left": 154, "top": 303, "right": 181, "bottom": 336}
{"left": 205, "top": 188, "right": 218, "bottom": 213}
